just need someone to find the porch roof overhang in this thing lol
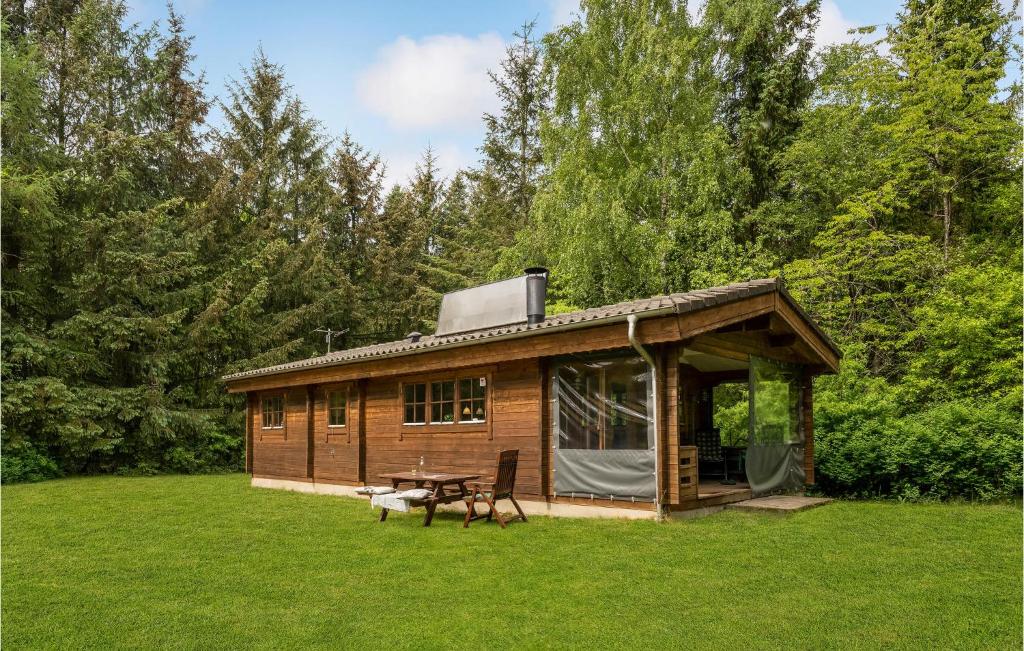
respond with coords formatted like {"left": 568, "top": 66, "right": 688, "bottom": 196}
{"left": 223, "top": 278, "right": 841, "bottom": 393}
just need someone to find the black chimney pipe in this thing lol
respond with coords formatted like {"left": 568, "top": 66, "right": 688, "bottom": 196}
{"left": 525, "top": 267, "right": 548, "bottom": 325}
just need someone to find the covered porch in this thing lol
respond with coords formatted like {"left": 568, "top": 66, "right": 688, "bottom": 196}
{"left": 669, "top": 317, "right": 819, "bottom": 512}
{"left": 547, "top": 302, "right": 837, "bottom": 515}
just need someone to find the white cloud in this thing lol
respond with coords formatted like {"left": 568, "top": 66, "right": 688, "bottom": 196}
{"left": 357, "top": 33, "right": 505, "bottom": 130}
{"left": 381, "top": 143, "right": 471, "bottom": 190}
{"left": 550, "top": 0, "right": 580, "bottom": 27}
{"left": 815, "top": 0, "right": 859, "bottom": 50}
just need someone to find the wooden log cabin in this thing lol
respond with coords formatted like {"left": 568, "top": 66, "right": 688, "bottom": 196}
{"left": 223, "top": 271, "right": 841, "bottom": 518}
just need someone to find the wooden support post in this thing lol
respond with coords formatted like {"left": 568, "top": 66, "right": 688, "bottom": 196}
{"left": 803, "top": 378, "right": 815, "bottom": 486}
{"left": 665, "top": 344, "right": 680, "bottom": 505}
{"left": 654, "top": 345, "right": 670, "bottom": 509}
{"left": 539, "top": 359, "right": 550, "bottom": 498}
{"left": 357, "top": 379, "right": 367, "bottom": 484}
{"left": 245, "top": 393, "right": 254, "bottom": 474}
{"left": 306, "top": 385, "right": 316, "bottom": 480}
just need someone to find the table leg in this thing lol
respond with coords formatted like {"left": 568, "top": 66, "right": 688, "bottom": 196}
{"left": 423, "top": 482, "right": 444, "bottom": 527}
{"left": 458, "top": 481, "right": 478, "bottom": 520}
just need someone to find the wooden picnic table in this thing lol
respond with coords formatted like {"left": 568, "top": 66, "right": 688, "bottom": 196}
{"left": 377, "top": 471, "right": 480, "bottom": 527}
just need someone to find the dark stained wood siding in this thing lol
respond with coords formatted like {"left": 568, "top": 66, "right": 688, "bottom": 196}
{"left": 363, "top": 359, "right": 543, "bottom": 498}
{"left": 313, "top": 383, "right": 362, "bottom": 484}
{"left": 252, "top": 387, "right": 310, "bottom": 480}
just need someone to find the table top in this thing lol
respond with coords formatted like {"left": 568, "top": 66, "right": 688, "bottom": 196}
{"left": 379, "top": 471, "right": 480, "bottom": 483}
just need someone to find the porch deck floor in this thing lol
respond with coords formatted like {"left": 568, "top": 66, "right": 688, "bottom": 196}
{"left": 697, "top": 480, "right": 751, "bottom": 498}
{"left": 679, "top": 480, "right": 753, "bottom": 510}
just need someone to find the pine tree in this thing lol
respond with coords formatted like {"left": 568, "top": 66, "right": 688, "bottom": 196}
{"left": 881, "top": 0, "right": 1019, "bottom": 259}
{"left": 362, "top": 185, "right": 430, "bottom": 339}
{"left": 326, "top": 132, "right": 384, "bottom": 287}
{"left": 1, "top": 10, "right": 65, "bottom": 479}
{"left": 318, "top": 131, "right": 386, "bottom": 348}
{"left": 410, "top": 146, "right": 445, "bottom": 255}
{"left": 407, "top": 147, "right": 449, "bottom": 330}
{"left": 152, "top": 4, "right": 213, "bottom": 199}
{"left": 422, "top": 170, "right": 474, "bottom": 294}
{"left": 481, "top": 20, "right": 548, "bottom": 228}
{"left": 193, "top": 48, "right": 343, "bottom": 379}
{"left": 702, "top": 0, "right": 819, "bottom": 223}
{"left": 462, "top": 165, "right": 517, "bottom": 283}
{"left": 2, "top": 0, "right": 220, "bottom": 476}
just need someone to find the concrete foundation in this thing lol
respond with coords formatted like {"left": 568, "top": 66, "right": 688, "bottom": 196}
{"left": 250, "top": 477, "right": 658, "bottom": 520}
{"left": 248, "top": 477, "right": 838, "bottom": 521}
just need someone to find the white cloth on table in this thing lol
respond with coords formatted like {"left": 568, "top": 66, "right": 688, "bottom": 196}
{"left": 370, "top": 487, "right": 437, "bottom": 512}
{"left": 371, "top": 492, "right": 412, "bottom": 512}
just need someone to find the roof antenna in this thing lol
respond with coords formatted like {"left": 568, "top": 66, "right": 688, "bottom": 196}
{"left": 312, "top": 327, "right": 348, "bottom": 354}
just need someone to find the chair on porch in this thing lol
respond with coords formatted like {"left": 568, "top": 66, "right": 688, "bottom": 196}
{"left": 463, "top": 449, "right": 527, "bottom": 529}
{"left": 696, "top": 428, "right": 727, "bottom": 479}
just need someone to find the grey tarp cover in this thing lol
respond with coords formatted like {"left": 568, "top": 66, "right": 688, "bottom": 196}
{"left": 746, "top": 356, "right": 805, "bottom": 495}
{"left": 555, "top": 450, "right": 656, "bottom": 499}
{"left": 552, "top": 355, "right": 656, "bottom": 500}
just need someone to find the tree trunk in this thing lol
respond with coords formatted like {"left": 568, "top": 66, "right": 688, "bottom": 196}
{"left": 942, "top": 192, "right": 952, "bottom": 262}
{"left": 660, "top": 156, "right": 669, "bottom": 293}
{"left": 519, "top": 122, "right": 528, "bottom": 223}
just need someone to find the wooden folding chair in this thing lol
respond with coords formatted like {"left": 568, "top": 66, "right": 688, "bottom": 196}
{"left": 463, "top": 449, "right": 527, "bottom": 529}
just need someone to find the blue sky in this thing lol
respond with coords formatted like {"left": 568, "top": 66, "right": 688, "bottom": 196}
{"left": 125, "top": 0, "right": 910, "bottom": 187}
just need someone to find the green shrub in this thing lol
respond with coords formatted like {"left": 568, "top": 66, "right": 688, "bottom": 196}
{"left": 1, "top": 444, "right": 61, "bottom": 484}
{"left": 814, "top": 370, "right": 1022, "bottom": 500}
{"left": 812, "top": 257, "right": 1023, "bottom": 501}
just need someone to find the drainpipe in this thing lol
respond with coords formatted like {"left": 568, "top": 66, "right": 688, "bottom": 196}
{"left": 627, "top": 314, "right": 663, "bottom": 522}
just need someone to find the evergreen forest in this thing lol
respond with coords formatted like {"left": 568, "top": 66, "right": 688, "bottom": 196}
{"left": 2, "top": 0, "right": 1020, "bottom": 499}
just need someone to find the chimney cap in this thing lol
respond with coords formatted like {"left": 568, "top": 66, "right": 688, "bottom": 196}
{"left": 524, "top": 266, "right": 548, "bottom": 276}
{"left": 406, "top": 331, "right": 422, "bottom": 343}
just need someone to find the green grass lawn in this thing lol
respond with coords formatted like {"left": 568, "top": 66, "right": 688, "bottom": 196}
{"left": 2, "top": 475, "right": 1020, "bottom": 650}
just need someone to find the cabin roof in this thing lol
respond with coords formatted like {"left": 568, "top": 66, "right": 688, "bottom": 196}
{"left": 223, "top": 278, "right": 839, "bottom": 383}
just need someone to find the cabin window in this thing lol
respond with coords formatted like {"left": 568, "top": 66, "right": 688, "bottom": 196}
{"left": 430, "top": 380, "right": 456, "bottom": 424}
{"left": 555, "top": 356, "right": 651, "bottom": 450}
{"left": 404, "top": 383, "right": 427, "bottom": 424}
{"left": 401, "top": 375, "right": 489, "bottom": 428}
{"left": 459, "top": 378, "right": 486, "bottom": 422}
{"left": 261, "top": 395, "right": 284, "bottom": 429}
{"left": 328, "top": 390, "right": 347, "bottom": 427}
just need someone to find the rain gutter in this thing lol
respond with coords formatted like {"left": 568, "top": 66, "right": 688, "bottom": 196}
{"left": 627, "top": 313, "right": 664, "bottom": 522}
